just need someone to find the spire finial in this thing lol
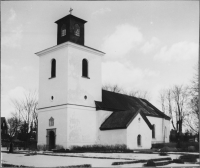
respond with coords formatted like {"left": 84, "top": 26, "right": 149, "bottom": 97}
{"left": 69, "top": 8, "right": 73, "bottom": 15}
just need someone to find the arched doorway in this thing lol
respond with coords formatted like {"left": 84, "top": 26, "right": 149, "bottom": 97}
{"left": 49, "top": 131, "right": 55, "bottom": 150}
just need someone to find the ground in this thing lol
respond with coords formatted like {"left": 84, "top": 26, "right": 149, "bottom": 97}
{"left": 1, "top": 148, "right": 199, "bottom": 167}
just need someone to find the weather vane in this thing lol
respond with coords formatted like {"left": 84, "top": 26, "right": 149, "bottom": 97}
{"left": 69, "top": 8, "right": 73, "bottom": 15}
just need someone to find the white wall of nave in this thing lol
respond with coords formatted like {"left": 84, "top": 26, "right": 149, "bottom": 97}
{"left": 127, "top": 113, "right": 152, "bottom": 149}
{"left": 147, "top": 116, "right": 170, "bottom": 143}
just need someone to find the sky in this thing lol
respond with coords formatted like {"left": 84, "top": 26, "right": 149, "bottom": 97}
{"left": 1, "top": 1, "right": 199, "bottom": 119}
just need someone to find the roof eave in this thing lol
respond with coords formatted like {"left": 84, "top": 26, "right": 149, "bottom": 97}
{"left": 100, "top": 127, "right": 127, "bottom": 131}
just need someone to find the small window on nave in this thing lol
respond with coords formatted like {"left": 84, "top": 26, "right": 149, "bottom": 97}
{"left": 137, "top": 134, "right": 141, "bottom": 146}
{"left": 152, "top": 124, "right": 155, "bottom": 138}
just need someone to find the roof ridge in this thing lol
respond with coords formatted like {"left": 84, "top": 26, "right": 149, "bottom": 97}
{"left": 102, "top": 89, "right": 140, "bottom": 99}
{"left": 100, "top": 108, "right": 153, "bottom": 130}
{"left": 141, "top": 99, "right": 170, "bottom": 120}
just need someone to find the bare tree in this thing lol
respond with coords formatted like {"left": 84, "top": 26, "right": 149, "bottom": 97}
{"left": 7, "top": 115, "right": 21, "bottom": 152}
{"left": 159, "top": 85, "right": 189, "bottom": 145}
{"left": 7, "top": 116, "right": 21, "bottom": 139}
{"left": 186, "top": 65, "right": 199, "bottom": 133}
{"left": 102, "top": 84, "right": 150, "bottom": 100}
{"left": 128, "top": 90, "right": 150, "bottom": 100}
{"left": 102, "top": 84, "right": 124, "bottom": 93}
{"left": 166, "top": 89, "right": 176, "bottom": 130}
{"left": 159, "top": 89, "right": 167, "bottom": 114}
{"left": 159, "top": 89, "right": 176, "bottom": 129}
{"left": 172, "top": 85, "right": 189, "bottom": 135}
{"left": 11, "top": 90, "right": 38, "bottom": 140}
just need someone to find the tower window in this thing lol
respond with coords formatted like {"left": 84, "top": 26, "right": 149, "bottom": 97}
{"left": 82, "top": 59, "right": 88, "bottom": 78}
{"left": 51, "top": 59, "right": 56, "bottom": 78}
{"left": 61, "top": 24, "right": 66, "bottom": 37}
{"left": 152, "top": 124, "right": 155, "bottom": 138}
{"left": 137, "top": 134, "right": 141, "bottom": 146}
{"left": 74, "top": 24, "right": 80, "bottom": 36}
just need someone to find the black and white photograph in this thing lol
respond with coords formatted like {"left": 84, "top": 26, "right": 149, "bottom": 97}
{"left": 1, "top": 1, "right": 199, "bottom": 167}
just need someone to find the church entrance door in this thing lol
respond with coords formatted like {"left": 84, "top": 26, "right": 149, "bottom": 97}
{"left": 49, "top": 131, "right": 55, "bottom": 150}
{"left": 46, "top": 129, "right": 56, "bottom": 151}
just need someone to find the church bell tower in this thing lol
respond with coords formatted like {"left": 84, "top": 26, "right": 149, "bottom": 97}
{"left": 36, "top": 10, "right": 105, "bottom": 149}
{"left": 36, "top": 11, "right": 104, "bottom": 110}
{"left": 55, "top": 13, "right": 87, "bottom": 45}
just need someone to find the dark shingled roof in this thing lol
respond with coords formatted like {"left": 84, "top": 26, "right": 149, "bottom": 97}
{"left": 96, "top": 90, "right": 170, "bottom": 130}
{"left": 100, "top": 109, "right": 153, "bottom": 130}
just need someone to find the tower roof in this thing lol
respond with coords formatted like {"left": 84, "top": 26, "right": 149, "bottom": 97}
{"left": 55, "top": 14, "right": 87, "bottom": 24}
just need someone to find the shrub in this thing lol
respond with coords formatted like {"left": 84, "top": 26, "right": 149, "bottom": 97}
{"left": 55, "top": 145, "right": 64, "bottom": 150}
{"left": 188, "top": 146, "right": 195, "bottom": 152}
{"left": 180, "top": 142, "right": 199, "bottom": 152}
{"left": 152, "top": 143, "right": 177, "bottom": 149}
{"left": 159, "top": 152, "right": 168, "bottom": 156}
{"left": 52, "top": 145, "right": 68, "bottom": 153}
{"left": 157, "top": 146, "right": 178, "bottom": 152}
{"left": 169, "top": 147, "right": 178, "bottom": 152}
{"left": 56, "top": 164, "right": 91, "bottom": 168}
{"left": 159, "top": 146, "right": 170, "bottom": 156}
{"left": 37, "top": 144, "right": 47, "bottom": 151}
{"left": 70, "top": 144, "right": 132, "bottom": 153}
{"left": 146, "top": 160, "right": 156, "bottom": 166}
{"left": 179, "top": 154, "right": 198, "bottom": 162}
{"left": 172, "top": 159, "right": 184, "bottom": 164}
{"left": 160, "top": 146, "right": 170, "bottom": 152}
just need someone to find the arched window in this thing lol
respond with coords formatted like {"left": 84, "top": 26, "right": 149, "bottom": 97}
{"left": 137, "top": 134, "right": 141, "bottom": 146}
{"left": 152, "top": 124, "right": 155, "bottom": 138}
{"left": 51, "top": 59, "right": 56, "bottom": 78}
{"left": 49, "top": 117, "right": 54, "bottom": 126}
{"left": 61, "top": 24, "right": 66, "bottom": 37}
{"left": 74, "top": 24, "right": 80, "bottom": 36}
{"left": 82, "top": 59, "right": 88, "bottom": 78}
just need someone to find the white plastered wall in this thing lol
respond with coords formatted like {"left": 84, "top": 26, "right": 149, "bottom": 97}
{"left": 127, "top": 113, "right": 152, "bottom": 149}
{"left": 147, "top": 116, "right": 170, "bottom": 143}
{"left": 96, "top": 110, "right": 127, "bottom": 146}
{"left": 96, "top": 110, "right": 113, "bottom": 143}
{"left": 67, "top": 44, "right": 103, "bottom": 107}
{"left": 37, "top": 46, "right": 69, "bottom": 109}
{"left": 163, "top": 119, "right": 170, "bottom": 143}
{"left": 98, "top": 129, "right": 127, "bottom": 146}
{"left": 37, "top": 106, "right": 68, "bottom": 148}
{"left": 36, "top": 42, "right": 104, "bottom": 149}
{"left": 66, "top": 105, "right": 97, "bottom": 148}
{"left": 36, "top": 42, "right": 104, "bottom": 110}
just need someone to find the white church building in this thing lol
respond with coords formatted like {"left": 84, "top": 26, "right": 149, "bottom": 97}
{"left": 36, "top": 13, "right": 170, "bottom": 150}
